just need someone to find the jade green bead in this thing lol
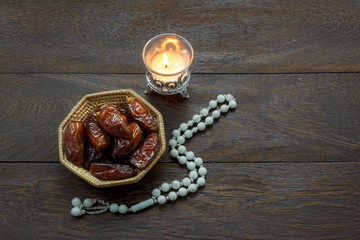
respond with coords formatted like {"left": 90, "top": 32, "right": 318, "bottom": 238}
{"left": 177, "top": 136, "right": 185, "bottom": 144}
{"left": 198, "top": 167, "right": 208, "bottom": 176}
{"left": 170, "top": 149, "right": 179, "bottom": 158}
{"left": 186, "top": 151, "right": 195, "bottom": 160}
{"left": 171, "top": 180, "right": 181, "bottom": 190}
{"left": 172, "top": 129, "right": 180, "bottom": 137}
{"left": 83, "top": 198, "right": 94, "bottom": 208}
{"left": 229, "top": 100, "right": 237, "bottom": 109}
{"left": 178, "top": 187, "right": 188, "bottom": 197}
{"left": 178, "top": 156, "right": 187, "bottom": 165}
{"left": 187, "top": 161, "right": 196, "bottom": 171}
{"left": 71, "top": 197, "right": 82, "bottom": 207}
{"left": 220, "top": 104, "right": 229, "bottom": 113}
{"left": 157, "top": 195, "right": 166, "bottom": 205}
{"left": 197, "top": 177, "right": 206, "bottom": 186}
{"left": 209, "top": 100, "right": 217, "bottom": 108}
{"left": 193, "top": 114, "right": 201, "bottom": 123}
{"left": 212, "top": 110, "right": 221, "bottom": 118}
{"left": 178, "top": 145, "right": 186, "bottom": 154}
{"left": 118, "top": 204, "right": 128, "bottom": 214}
{"left": 110, "top": 203, "right": 119, "bottom": 213}
{"left": 226, "top": 94, "right": 234, "bottom": 101}
{"left": 161, "top": 183, "right": 170, "bottom": 192}
{"left": 205, "top": 116, "right": 214, "bottom": 125}
{"left": 182, "top": 177, "right": 191, "bottom": 187}
{"left": 71, "top": 207, "right": 83, "bottom": 217}
{"left": 168, "top": 191, "right": 178, "bottom": 201}
{"left": 169, "top": 139, "right": 177, "bottom": 147}
{"left": 180, "top": 123, "right": 188, "bottom": 131}
{"left": 189, "top": 170, "right": 198, "bottom": 180}
{"left": 200, "top": 108, "right": 209, "bottom": 117}
{"left": 152, "top": 188, "right": 161, "bottom": 198}
{"left": 217, "top": 94, "right": 225, "bottom": 103}
{"left": 194, "top": 157, "right": 203, "bottom": 166}
{"left": 184, "top": 130, "right": 193, "bottom": 138}
{"left": 197, "top": 122, "right": 206, "bottom": 131}
{"left": 188, "top": 183, "right": 198, "bottom": 193}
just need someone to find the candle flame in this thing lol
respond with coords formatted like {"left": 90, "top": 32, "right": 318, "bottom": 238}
{"left": 163, "top": 52, "right": 169, "bottom": 69}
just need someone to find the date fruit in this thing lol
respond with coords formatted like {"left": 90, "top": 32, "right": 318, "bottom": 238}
{"left": 85, "top": 113, "right": 111, "bottom": 151}
{"left": 63, "top": 120, "right": 85, "bottom": 166}
{"left": 97, "top": 105, "right": 133, "bottom": 139}
{"left": 98, "top": 103, "right": 114, "bottom": 112}
{"left": 90, "top": 163, "right": 136, "bottom": 180}
{"left": 99, "top": 104, "right": 133, "bottom": 123}
{"left": 113, "top": 122, "right": 143, "bottom": 158}
{"left": 117, "top": 105, "right": 134, "bottom": 123}
{"left": 127, "top": 97, "right": 158, "bottom": 133}
{"left": 129, "top": 133, "right": 160, "bottom": 169}
{"left": 83, "top": 141, "right": 103, "bottom": 170}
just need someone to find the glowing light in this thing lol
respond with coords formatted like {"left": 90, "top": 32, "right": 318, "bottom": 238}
{"left": 163, "top": 52, "right": 169, "bottom": 69}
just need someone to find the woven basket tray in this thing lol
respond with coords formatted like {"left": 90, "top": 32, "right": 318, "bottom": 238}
{"left": 58, "top": 89, "right": 166, "bottom": 187}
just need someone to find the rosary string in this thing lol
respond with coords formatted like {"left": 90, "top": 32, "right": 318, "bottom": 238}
{"left": 70, "top": 94, "right": 237, "bottom": 216}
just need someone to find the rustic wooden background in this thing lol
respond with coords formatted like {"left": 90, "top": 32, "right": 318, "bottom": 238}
{"left": 1, "top": 1, "right": 359, "bottom": 239}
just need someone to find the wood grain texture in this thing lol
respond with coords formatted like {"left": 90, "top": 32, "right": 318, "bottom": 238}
{"left": 1, "top": 0, "right": 359, "bottom": 73}
{"left": 2, "top": 1, "right": 359, "bottom": 239}
{"left": 0, "top": 162, "right": 359, "bottom": 239}
{"left": 0, "top": 73, "right": 359, "bottom": 163}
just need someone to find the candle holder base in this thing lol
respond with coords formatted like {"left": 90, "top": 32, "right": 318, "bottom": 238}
{"left": 144, "top": 84, "right": 152, "bottom": 95}
{"left": 180, "top": 88, "right": 190, "bottom": 99}
{"left": 144, "top": 71, "right": 191, "bottom": 98}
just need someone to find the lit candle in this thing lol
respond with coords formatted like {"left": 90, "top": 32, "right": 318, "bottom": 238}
{"left": 143, "top": 33, "right": 194, "bottom": 98}
{"left": 151, "top": 52, "right": 186, "bottom": 82}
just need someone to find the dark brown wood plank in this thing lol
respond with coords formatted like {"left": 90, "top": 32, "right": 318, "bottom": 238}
{"left": 1, "top": 1, "right": 359, "bottom": 73}
{"left": 1, "top": 73, "right": 359, "bottom": 163}
{"left": 0, "top": 162, "right": 359, "bottom": 239}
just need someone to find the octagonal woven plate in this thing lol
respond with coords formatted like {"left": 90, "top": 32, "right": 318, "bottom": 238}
{"left": 58, "top": 89, "right": 166, "bottom": 187}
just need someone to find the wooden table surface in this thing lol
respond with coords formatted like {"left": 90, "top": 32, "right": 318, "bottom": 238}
{"left": 1, "top": 1, "right": 360, "bottom": 239}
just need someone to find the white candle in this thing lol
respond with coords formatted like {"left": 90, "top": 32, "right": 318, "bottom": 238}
{"left": 152, "top": 52, "right": 186, "bottom": 74}
{"left": 151, "top": 51, "right": 186, "bottom": 83}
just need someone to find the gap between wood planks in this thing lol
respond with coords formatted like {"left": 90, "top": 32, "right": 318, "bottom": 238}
{"left": 0, "top": 71, "right": 359, "bottom": 75}
{"left": 1, "top": 161, "right": 360, "bottom": 164}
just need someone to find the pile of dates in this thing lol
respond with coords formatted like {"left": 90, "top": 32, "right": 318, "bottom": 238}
{"left": 63, "top": 97, "right": 160, "bottom": 181}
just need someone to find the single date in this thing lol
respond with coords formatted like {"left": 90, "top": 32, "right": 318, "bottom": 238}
{"left": 127, "top": 97, "right": 158, "bottom": 133}
{"left": 129, "top": 133, "right": 160, "bottom": 169}
{"left": 63, "top": 120, "right": 85, "bottom": 166}
{"left": 97, "top": 105, "right": 133, "bottom": 139}
{"left": 90, "top": 163, "right": 136, "bottom": 180}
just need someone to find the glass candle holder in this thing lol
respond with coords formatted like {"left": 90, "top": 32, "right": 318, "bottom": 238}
{"left": 142, "top": 33, "right": 194, "bottom": 98}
